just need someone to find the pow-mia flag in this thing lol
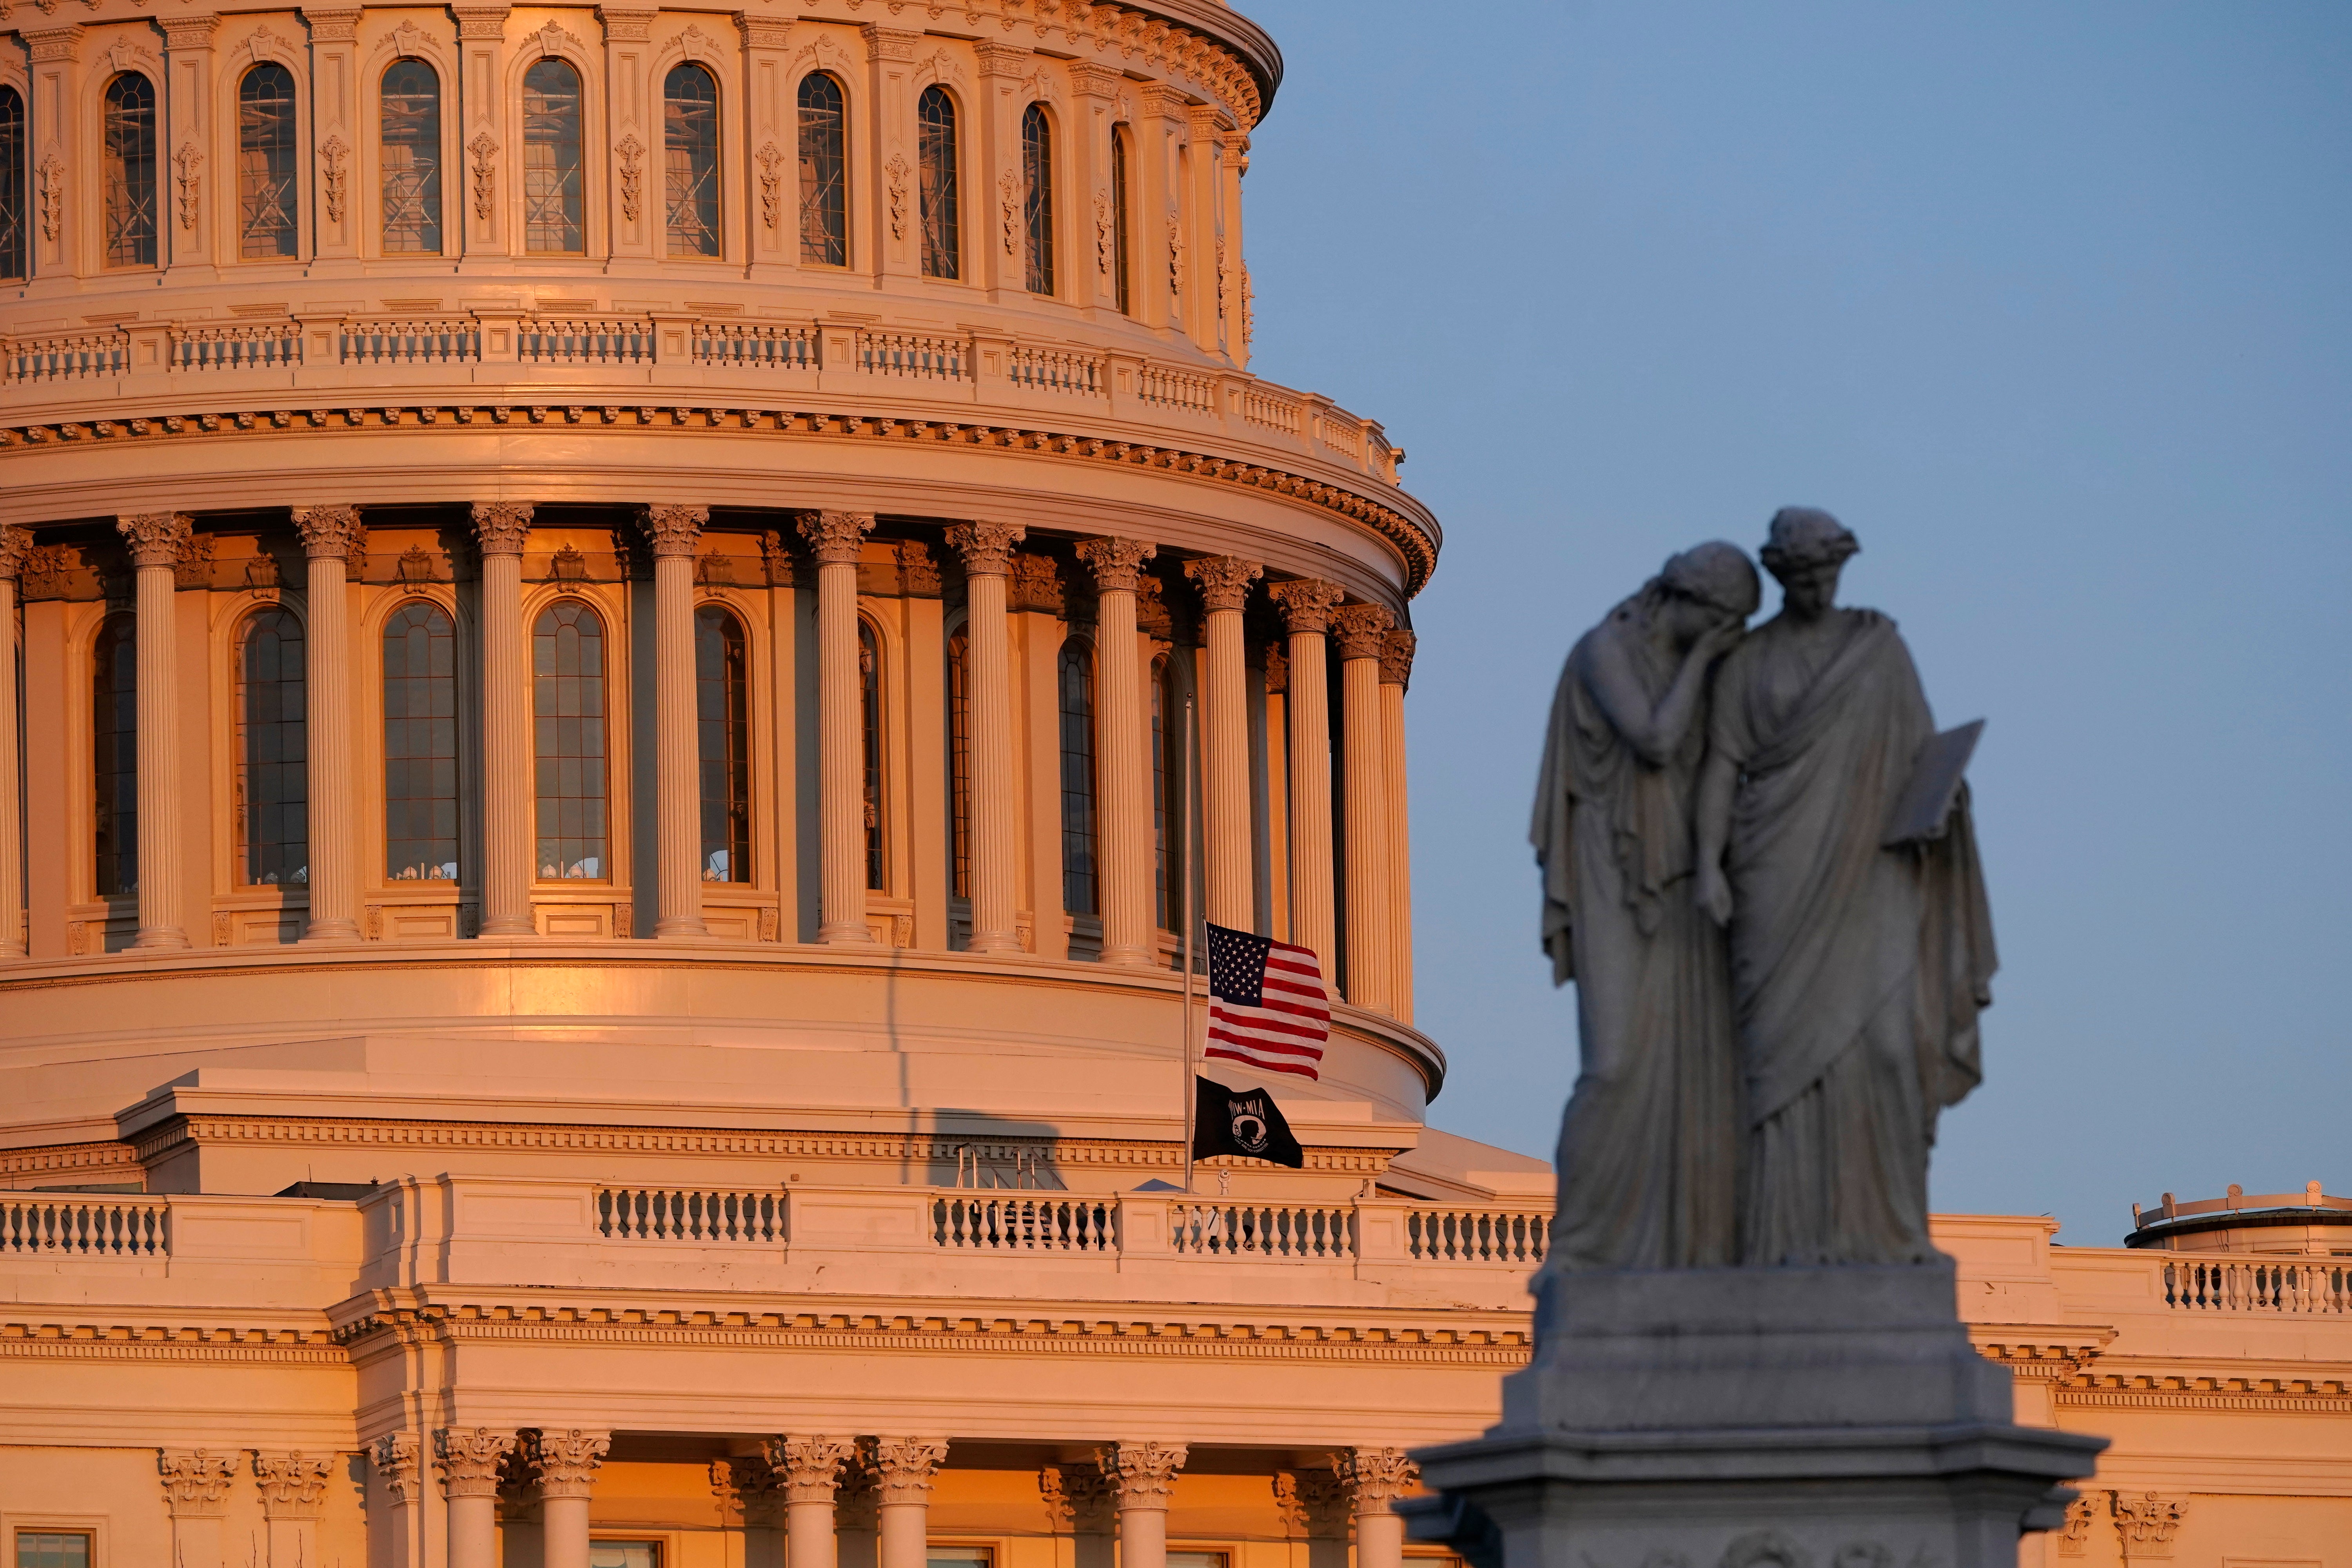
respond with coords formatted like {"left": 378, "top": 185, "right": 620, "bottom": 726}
{"left": 1192, "top": 1076, "right": 1305, "bottom": 1169}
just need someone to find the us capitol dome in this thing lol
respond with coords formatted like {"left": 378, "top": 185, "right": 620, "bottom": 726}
{"left": 0, "top": 0, "right": 2344, "bottom": 1561}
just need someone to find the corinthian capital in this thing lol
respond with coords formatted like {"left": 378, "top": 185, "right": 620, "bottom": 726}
{"left": 1182, "top": 555, "right": 1261, "bottom": 612}
{"left": 637, "top": 505, "right": 710, "bottom": 559}
{"left": 116, "top": 512, "right": 195, "bottom": 570}
{"left": 158, "top": 1449, "right": 239, "bottom": 1517}
{"left": 470, "top": 501, "right": 535, "bottom": 556}
{"left": 762, "top": 1435, "right": 855, "bottom": 1503}
{"left": 867, "top": 1438, "right": 951, "bottom": 1505}
{"left": 292, "top": 505, "right": 367, "bottom": 563}
{"left": 797, "top": 510, "right": 876, "bottom": 566}
{"left": 1074, "top": 537, "right": 1156, "bottom": 593}
{"left": 1329, "top": 1447, "right": 1418, "bottom": 1512}
{"left": 523, "top": 1428, "right": 611, "bottom": 1499}
{"left": 1267, "top": 578, "right": 1344, "bottom": 635}
{"left": 0, "top": 524, "right": 29, "bottom": 582}
{"left": 1096, "top": 1441, "right": 1186, "bottom": 1509}
{"left": 1379, "top": 628, "right": 1417, "bottom": 689}
{"left": 942, "top": 521, "right": 1027, "bottom": 577}
{"left": 373, "top": 1433, "right": 423, "bottom": 1506}
{"left": 1330, "top": 603, "right": 1396, "bottom": 662}
{"left": 254, "top": 1451, "right": 335, "bottom": 1519}
{"left": 434, "top": 1427, "right": 517, "bottom": 1499}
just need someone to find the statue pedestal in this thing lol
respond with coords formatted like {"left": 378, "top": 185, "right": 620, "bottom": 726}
{"left": 1406, "top": 1262, "right": 2103, "bottom": 1568}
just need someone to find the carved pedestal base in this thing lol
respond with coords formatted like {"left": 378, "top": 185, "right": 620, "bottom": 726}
{"left": 1406, "top": 1263, "right": 2105, "bottom": 1568}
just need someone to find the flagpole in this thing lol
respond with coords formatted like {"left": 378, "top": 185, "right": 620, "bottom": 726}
{"left": 1181, "top": 691, "right": 1197, "bottom": 1196}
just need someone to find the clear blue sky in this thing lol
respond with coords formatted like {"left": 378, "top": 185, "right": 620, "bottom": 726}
{"left": 1239, "top": 1, "right": 2352, "bottom": 1243}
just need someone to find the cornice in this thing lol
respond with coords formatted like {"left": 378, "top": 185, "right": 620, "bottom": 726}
{"left": 0, "top": 1321, "right": 345, "bottom": 1365}
{"left": 0, "top": 402, "right": 1438, "bottom": 597}
{"left": 0, "top": 1138, "right": 142, "bottom": 1178}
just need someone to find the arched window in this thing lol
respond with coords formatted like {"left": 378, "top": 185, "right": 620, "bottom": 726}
{"left": 533, "top": 600, "right": 608, "bottom": 878}
{"left": 1058, "top": 637, "right": 1096, "bottom": 916}
{"left": 1021, "top": 103, "right": 1054, "bottom": 295}
{"left": 695, "top": 605, "right": 748, "bottom": 882}
{"left": 0, "top": 86, "right": 27, "bottom": 281}
{"left": 1109, "top": 123, "right": 1132, "bottom": 316}
{"left": 522, "top": 57, "right": 585, "bottom": 254}
{"left": 1152, "top": 655, "right": 1184, "bottom": 930}
{"left": 92, "top": 617, "right": 138, "bottom": 897}
{"left": 663, "top": 63, "right": 719, "bottom": 258}
{"left": 238, "top": 63, "right": 299, "bottom": 258}
{"left": 858, "top": 620, "right": 884, "bottom": 890}
{"left": 236, "top": 608, "right": 309, "bottom": 887}
{"left": 383, "top": 601, "right": 458, "bottom": 881}
{"left": 797, "top": 72, "right": 846, "bottom": 266}
{"left": 946, "top": 625, "right": 971, "bottom": 900}
{"left": 379, "top": 59, "right": 442, "bottom": 254}
{"left": 102, "top": 73, "right": 158, "bottom": 269}
{"left": 917, "top": 85, "right": 958, "bottom": 280}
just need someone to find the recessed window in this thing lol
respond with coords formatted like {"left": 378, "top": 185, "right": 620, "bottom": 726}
{"left": 946, "top": 626, "right": 970, "bottom": 901}
{"left": 1058, "top": 637, "right": 1096, "bottom": 916}
{"left": 523, "top": 57, "right": 586, "bottom": 254}
{"left": 238, "top": 63, "right": 299, "bottom": 258}
{"left": 102, "top": 72, "right": 158, "bottom": 269}
{"left": 917, "top": 84, "right": 958, "bottom": 279}
{"left": 1021, "top": 102, "right": 1054, "bottom": 295}
{"left": 1109, "top": 123, "right": 1132, "bottom": 315}
{"left": 1153, "top": 655, "right": 1184, "bottom": 930}
{"left": 663, "top": 63, "right": 719, "bottom": 257}
{"left": 379, "top": 59, "right": 442, "bottom": 254}
{"left": 859, "top": 619, "right": 884, "bottom": 890}
{"left": 695, "top": 605, "right": 748, "bottom": 882}
{"left": 383, "top": 601, "right": 459, "bottom": 881}
{"left": 797, "top": 71, "right": 846, "bottom": 266}
{"left": 15, "top": 1532, "right": 92, "bottom": 1568}
{"left": 588, "top": 1546, "right": 658, "bottom": 1568}
{"left": 1167, "top": 1555, "right": 1227, "bottom": 1568}
{"left": 236, "top": 607, "right": 310, "bottom": 888}
{"left": 927, "top": 1553, "right": 991, "bottom": 1568}
{"left": 0, "top": 85, "right": 27, "bottom": 281}
{"left": 92, "top": 615, "right": 138, "bottom": 898}
{"left": 533, "top": 599, "right": 609, "bottom": 879}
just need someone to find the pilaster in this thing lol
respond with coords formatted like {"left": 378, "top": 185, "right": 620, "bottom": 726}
{"left": 255, "top": 1451, "right": 335, "bottom": 1568}
{"left": 373, "top": 1433, "right": 426, "bottom": 1568}
{"left": 599, "top": 5, "right": 658, "bottom": 259}
{"left": 302, "top": 6, "right": 365, "bottom": 261}
{"left": 1069, "top": 62, "right": 1120, "bottom": 312}
{"left": 452, "top": 4, "right": 512, "bottom": 256}
{"left": 736, "top": 12, "right": 796, "bottom": 276}
{"left": 863, "top": 25, "right": 921, "bottom": 279}
{"left": 158, "top": 1448, "right": 240, "bottom": 1568}
{"left": 24, "top": 28, "right": 83, "bottom": 278}
{"left": 974, "top": 42, "right": 1033, "bottom": 296}
{"left": 160, "top": 15, "right": 221, "bottom": 278}
{"left": 1138, "top": 83, "right": 1189, "bottom": 334}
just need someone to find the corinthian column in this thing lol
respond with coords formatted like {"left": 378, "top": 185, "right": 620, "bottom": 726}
{"left": 1380, "top": 631, "right": 1417, "bottom": 1021}
{"left": 1182, "top": 556, "right": 1261, "bottom": 931}
{"left": 436, "top": 1428, "right": 515, "bottom": 1568}
{"left": 798, "top": 511, "right": 878, "bottom": 945}
{"left": 1076, "top": 538, "right": 1156, "bottom": 966}
{"left": 641, "top": 505, "right": 711, "bottom": 939}
{"left": 115, "top": 512, "right": 193, "bottom": 950}
{"left": 292, "top": 506, "right": 366, "bottom": 944}
{"left": 1268, "top": 579, "right": 1343, "bottom": 984}
{"left": 871, "top": 1439, "right": 949, "bottom": 1568}
{"left": 1330, "top": 1448, "right": 1417, "bottom": 1568}
{"left": 767, "top": 1436, "right": 856, "bottom": 1568}
{"left": 0, "top": 526, "right": 26, "bottom": 959}
{"left": 526, "top": 1428, "right": 612, "bottom": 1568}
{"left": 471, "top": 503, "right": 535, "bottom": 937}
{"left": 1098, "top": 1442, "right": 1186, "bottom": 1568}
{"left": 944, "top": 522, "right": 1025, "bottom": 955}
{"left": 1332, "top": 603, "right": 1395, "bottom": 1014}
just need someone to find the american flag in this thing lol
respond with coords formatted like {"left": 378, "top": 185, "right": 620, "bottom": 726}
{"left": 1203, "top": 922, "right": 1330, "bottom": 1080}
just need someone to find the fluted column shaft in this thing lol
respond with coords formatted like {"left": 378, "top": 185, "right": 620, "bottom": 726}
{"left": 292, "top": 507, "right": 366, "bottom": 944}
{"left": 115, "top": 513, "right": 192, "bottom": 950}
{"left": 0, "top": 528, "right": 25, "bottom": 959}
{"left": 872, "top": 1438, "right": 949, "bottom": 1568}
{"left": 1078, "top": 539, "right": 1156, "bottom": 965}
{"left": 800, "top": 512, "right": 878, "bottom": 945}
{"left": 1333, "top": 603, "right": 1395, "bottom": 1014}
{"left": 1269, "top": 580, "right": 1343, "bottom": 983}
{"left": 643, "top": 506, "right": 711, "bottom": 939}
{"left": 946, "top": 523, "right": 1025, "bottom": 955}
{"left": 1184, "top": 557, "right": 1261, "bottom": 931}
{"left": 1381, "top": 632, "right": 1417, "bottom": 1022}
{"left": 471, "top": 504, "right": 535, "bottom": 937}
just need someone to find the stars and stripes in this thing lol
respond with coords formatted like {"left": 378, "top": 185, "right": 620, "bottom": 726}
{"left": 1203, "top": 921, "right": 1330, "bottom": 1080}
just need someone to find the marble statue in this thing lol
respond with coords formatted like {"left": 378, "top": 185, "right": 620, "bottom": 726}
{"left": 1694, "top": 507, "right": 1996, "bottom": 1266}
{"left": 1531, "top": 542, "right": 1759, "bottom": 1269}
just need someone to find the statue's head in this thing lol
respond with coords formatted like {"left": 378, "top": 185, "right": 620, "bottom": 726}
{"left": 1661, "top": 541, "right": 1761, "bottom": 621}
{"left": 1759, "top": 507, "right": 1858, "bottom": 620}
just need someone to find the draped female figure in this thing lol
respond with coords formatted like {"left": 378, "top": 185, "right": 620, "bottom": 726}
{"left": 1532, "top": 542, "right": 1758, "bottom": 1271}
{"left": 1695, "top": 509, "right": 1996, "bottom": 1267}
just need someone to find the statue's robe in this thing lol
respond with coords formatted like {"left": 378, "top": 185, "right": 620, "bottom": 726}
{"left": 1707, "top": 609, "right": 1996, "bottom": 1265}
{"left": 1532, "top": 604, "right": 1739, "bottom": 1270}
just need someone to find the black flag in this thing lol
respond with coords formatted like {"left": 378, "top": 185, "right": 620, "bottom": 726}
{"left": 1192, "top": 1076, "right": 1305, "bottom": 1168}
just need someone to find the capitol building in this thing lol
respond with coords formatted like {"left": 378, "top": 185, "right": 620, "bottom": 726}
{"left": 0, "top": 0, "right": 2346, "bottom": 1562}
